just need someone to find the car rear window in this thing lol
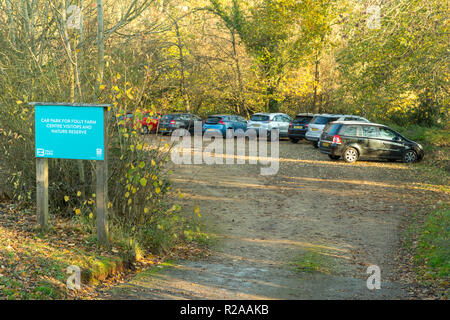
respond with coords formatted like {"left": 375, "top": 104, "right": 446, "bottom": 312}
{"left": 326, "top": 124, "right": 342, "bottom": 135}
{"left": 206, "top": 116, "right": 222, "bottom": 124}
{"left": 312, "top": 116, "right": 339, "bottom": 125}
{"left": 293, "top": 116, "right": 313, "bottom": 124}
{"left": 251, "top": 115, "right": 270, "bottom": 122}
{"left": 162, "top": 115, "right": 175, "bottom": 120}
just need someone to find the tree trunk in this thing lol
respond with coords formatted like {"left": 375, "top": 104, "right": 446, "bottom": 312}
{"left": 231, "top": 31, "right": 246, "bottom": 116}
{"left": 96, "top": 0, "right": 105, "bottom": 96}
{"left": 6, "top": 0, "right": 16, "bottom": 45}
{"left": 312, "top": 58, "right": 320, "bottom": 113}
{"left": 173, "top": 18, "right": 190, "bottom": 111}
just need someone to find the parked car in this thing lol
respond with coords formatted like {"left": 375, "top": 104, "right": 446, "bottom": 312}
{"left": 318, "top": 121, "right": 424, "bottom": 163}
{"left": 137, "top": 111, "right": 161, "bottom": 134}
{"left": 158, "top": 113, "right": 202, "bottom": 135}
{"left": 203, "top": 114, "right": 247, "bottom": 138}
{"left": 287, "top": 113, "right": 315, "bottom": 143}
{"left": 246, "top": 113, "right": 292, "bottom": 140}
{"left": 305, "top": 114, "right": 369, "bottom": 148}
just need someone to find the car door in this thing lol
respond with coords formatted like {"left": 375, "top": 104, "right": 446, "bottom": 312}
{"left": 360, "top": 125, "right": 382, "bottom": 157}
{"left": 228, "top": 116, "right": 237, "bottom": 131}
{"left": 378, "top": 127, "right": 405, "bottom": 159}
{"left": 180, "top": 114, "right": 191, "bottom": 132}
{"left": 272, "top": 115, "right": 283, "bottom": 133}
{"left": 280, "top": 115, "right": 291, "bottom": 136}
{"left": 240, "top": 116, "right": 248, "bottom": 131}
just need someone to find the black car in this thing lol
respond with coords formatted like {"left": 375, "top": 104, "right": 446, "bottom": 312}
{"left": 318, "top": 121, "right": 424, "bottom": 163}
{"left": 287, "top": 113, "right": 315, "bottom": 143}
{"left": 158, "top": 113, "right": 202, "bottom": 135}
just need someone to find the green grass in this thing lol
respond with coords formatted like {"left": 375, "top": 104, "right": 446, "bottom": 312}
{"left": 389, "top": 124, "right": 449, "bottom": 149}
{"left": 289, "top": 250, "right": 336, "bottom": 274}
{"left": 415, "top": 205, "right": 449, "bottom": 283}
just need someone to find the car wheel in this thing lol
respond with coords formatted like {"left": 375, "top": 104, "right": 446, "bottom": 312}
{"left": 290, "top": 138, "right": 299, "bottom": 144}
{"left": 343, "top": 147, "right": 358, "bottom": 163}
{"left": 403, "top": 150, "right": 417, "bottom": 163}
{"left": 328, "top": 155, "right": 340, "bottom": 160}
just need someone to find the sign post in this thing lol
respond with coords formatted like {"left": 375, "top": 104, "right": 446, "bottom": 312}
{"left": 31, "top": 102, "right": 110, "bottom": 245}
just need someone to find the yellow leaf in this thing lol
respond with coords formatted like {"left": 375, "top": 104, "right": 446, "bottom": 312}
{"left": 140, "top": 178, "right": 147, "bottom": 187}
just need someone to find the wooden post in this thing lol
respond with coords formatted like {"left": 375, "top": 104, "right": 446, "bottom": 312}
{"left": 96, "top": 107, "right": 109, "bottom": 245}
{"left": 36, "top": 158, "right": 49, "bottom": 230}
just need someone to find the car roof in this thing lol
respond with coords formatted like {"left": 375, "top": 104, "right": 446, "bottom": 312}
{"left": 330, "top": 121, "right": 384, "bottom": 126}
{"left": 295, "top": 113, "right": 315, "bottom": 116}
{"left": 252, "top": 112, "right": 288, "bottom": 116}
{"left": 314, "top": 114, "right": 349, "bottom": 117}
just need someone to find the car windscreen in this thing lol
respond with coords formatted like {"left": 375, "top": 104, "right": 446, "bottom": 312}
{"left": 251, "top": 115, "right": 270, "bottom": 122}
{"left": 293, "top": 116, "right": 313, "bottom": 124}
{"left": 206, "top": 116, "right": 222, "bottom": 124}
{"left": 312, "top": 116, "right": 338, "bottom": 125}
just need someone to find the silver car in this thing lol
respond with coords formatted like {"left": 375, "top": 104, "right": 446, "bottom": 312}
{"left": 246, "top": 112, "right": 292, "bottom": 140}
{"left": 305, "top": 114, "right": 370, "bottom": 148}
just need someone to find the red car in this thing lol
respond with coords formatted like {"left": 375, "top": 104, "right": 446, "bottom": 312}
{"left": 137, "top": 111, "right": 161, "bottom": 134}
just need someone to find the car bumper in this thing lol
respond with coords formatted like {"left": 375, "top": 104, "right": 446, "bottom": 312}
{"left": 305, "top": 132, "right": 320, "bottom": 142}
{"left": 203, "top": 125, "right": 226, "bottom": 135}
{"left": 247, "top": 127, "right": 270, "bottom": 134}
{"left": 158, "top": 126, "right": 177, "bottom": 133}
{"left": 319, "top": 141, "right": 343, "bottom": 156}
{"left": 288, "top": 129, "right": 307, "bottom": 139}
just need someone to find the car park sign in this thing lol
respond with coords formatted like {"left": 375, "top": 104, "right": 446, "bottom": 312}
{"left": 34, "top": 103, "right": 109, "bottom": 160}
{"left": 31, "top": 102, "right": 110, "bottom": 245}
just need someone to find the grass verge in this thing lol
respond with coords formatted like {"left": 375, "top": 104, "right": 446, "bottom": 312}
{"left": 0, "top": 203, "right": 158, "bottom": 299}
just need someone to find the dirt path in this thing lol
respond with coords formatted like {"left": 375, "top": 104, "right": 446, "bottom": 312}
{"left": 105, "top": 138, "right": 441, "bottom": 299}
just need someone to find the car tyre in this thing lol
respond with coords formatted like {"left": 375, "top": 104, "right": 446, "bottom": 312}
{"left": 343, "top": 147, "right": 358, "bottom": 163}
{"left": 403, "top": 150, "right": 417, "bottom": 163}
